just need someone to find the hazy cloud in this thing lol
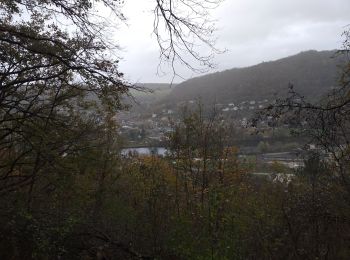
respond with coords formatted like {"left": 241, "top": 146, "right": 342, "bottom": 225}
{"left": 111, "top": 0, "right": 350, "bottom": 83}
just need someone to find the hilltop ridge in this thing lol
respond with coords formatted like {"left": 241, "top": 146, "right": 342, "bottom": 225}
{"left": 160, "top": 50, "right": 344, "bottom": 106}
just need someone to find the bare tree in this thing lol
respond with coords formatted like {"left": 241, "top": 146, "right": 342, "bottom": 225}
{"left": 153, "top": 0, "right": 224, "bottom": 79}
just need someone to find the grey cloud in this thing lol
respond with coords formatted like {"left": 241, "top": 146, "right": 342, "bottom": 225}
{"left": 116, "top": 0, "right": 350, "bottom": 83}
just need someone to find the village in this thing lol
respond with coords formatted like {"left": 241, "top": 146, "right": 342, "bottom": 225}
{"left": 118, "top": 98, "right": 274, "bottom": 146}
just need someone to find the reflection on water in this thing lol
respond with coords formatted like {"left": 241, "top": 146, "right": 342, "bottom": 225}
{"left": 121, "top": 147, "right": 167, "bottom": 156}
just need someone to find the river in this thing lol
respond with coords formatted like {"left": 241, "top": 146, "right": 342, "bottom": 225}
{"left": 121, "top": 147, "right": 168, "bottom": 156}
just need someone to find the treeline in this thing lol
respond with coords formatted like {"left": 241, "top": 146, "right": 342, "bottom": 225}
{"left": 1, "top": 101, "right": 350, "bottom": 259}
{"left": 163, "top": 50, "right": 345, "bottom": 106}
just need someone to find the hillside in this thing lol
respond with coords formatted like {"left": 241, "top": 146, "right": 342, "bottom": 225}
{"left": 127, "top": 83, "right": 173, "bottom": 103}
{"left": 162, "top": 50, "right": 345, "bottom": 106}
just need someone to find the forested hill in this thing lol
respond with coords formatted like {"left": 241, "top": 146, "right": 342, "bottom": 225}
{"left": 162, "top": 50, "right": 345, "bottom": 105}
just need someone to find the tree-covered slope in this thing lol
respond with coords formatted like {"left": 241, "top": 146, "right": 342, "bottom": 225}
{"left": 163, "top": 50, "right": 344, "bottom": 105}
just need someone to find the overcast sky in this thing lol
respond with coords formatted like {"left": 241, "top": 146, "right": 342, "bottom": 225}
{"left": 110, "top": 0, "right": 350, "bottom": 83}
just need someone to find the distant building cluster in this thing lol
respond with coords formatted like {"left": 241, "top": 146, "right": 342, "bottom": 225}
{"left": 216, "top": 99, "right": 269, "bottom": 113}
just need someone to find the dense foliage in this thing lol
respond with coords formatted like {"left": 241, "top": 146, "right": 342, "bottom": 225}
{"left": 1, "top": 101, "right": 350, "bottom": 259}
{"left": 0, "top": 0, "right": 350, "bottom": 259}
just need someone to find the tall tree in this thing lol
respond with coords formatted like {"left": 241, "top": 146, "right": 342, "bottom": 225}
{"left": 0, "top": 0, "right": 222, "bottom": 193}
